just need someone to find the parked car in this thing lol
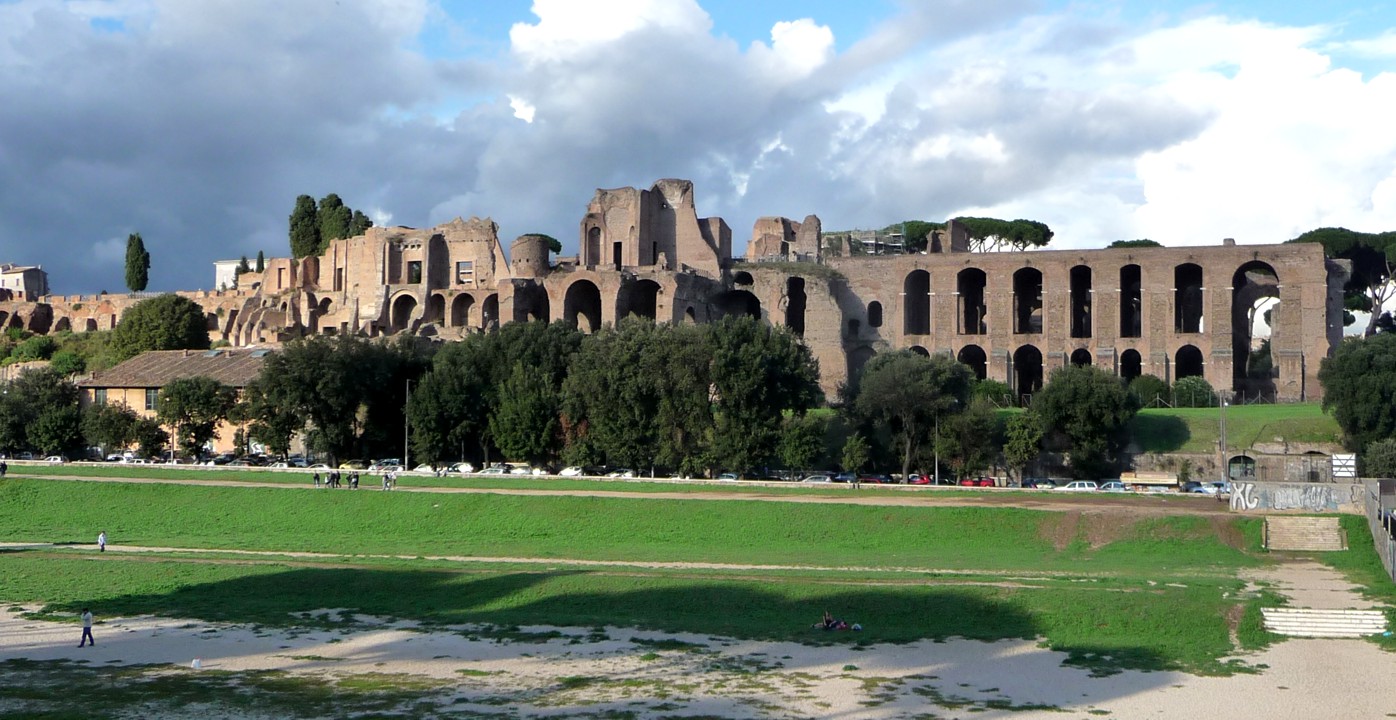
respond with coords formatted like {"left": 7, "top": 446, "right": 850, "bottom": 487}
{"left": 411, "top": 464, "right": 437, "bottom": 474}
{"left": 44, "top": 455, "right": 66, "bottom": 464}
{"left": 833, "top": 472, "right": 856, "bottom": 483}
{"left": 860, "top": 474, "right": 895, "bottom": 484}
{"left": 450, "top": 462, "right": 475, "bottom": 474}
{"left": 905, "top": 474, "right": 931, "bottom": 485}
{"left": 1184, "top": 481, "right": 1231, "bottom": 495}
{"left": 267, "top": 461, "right": 291, "bottom": 468}
{"left": 716, "top": 473, "right": 739, "bottom": 481}
{"left": 1055, "top": 480, "right": 1099, "bottom": 492}
{"left": 958, "top": 477, "right": 995, "bottom": 487}
{"left": 339, "top": 460, "right": 367, "bottom": 470}
{"left": 1022, "top": 478, "right": 1056, "bottom": 489}
{"left": 801, "top": 474, "right": 834, "bottom": 483}
{"left": 307, "top": 463, "right": 331, "bottom": 470}
{"left": 478, "top": 465, "right": 510, "bottom": 475}
{"left": 509, "top": 466, "right": 534, "bottom": 475}
{"left": 559, "top": 466, "right": 584, "bottom": 477}
{"left": 1099, "top": 481, "right": 1131, "bottom": 492}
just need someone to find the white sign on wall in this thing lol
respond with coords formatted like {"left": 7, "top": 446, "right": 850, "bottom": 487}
{"left": 1333, "top": 453, "right": 1357, "bottom": 479}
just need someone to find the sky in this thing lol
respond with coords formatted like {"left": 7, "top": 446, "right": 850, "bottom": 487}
{"left": 1, "top": 0, "right": 1394, "bottom": 294}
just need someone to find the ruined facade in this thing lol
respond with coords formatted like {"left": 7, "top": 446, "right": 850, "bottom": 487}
{"left": 1, "top": 179, "right": 1348, "bottom": 403}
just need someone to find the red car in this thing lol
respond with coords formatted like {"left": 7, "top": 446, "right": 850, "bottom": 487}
{"left": 958, "top": 477, "right": 996, "bottom": 487}
{"left": 906, "top": 474, "right": 931, "bottom": 485}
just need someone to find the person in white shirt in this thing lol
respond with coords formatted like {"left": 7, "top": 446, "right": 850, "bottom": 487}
{"left": 97, "top": 531, "right": 106, "bottom": 553}
{"left": 78, "top": 608, "right": 94, "bottom": 647}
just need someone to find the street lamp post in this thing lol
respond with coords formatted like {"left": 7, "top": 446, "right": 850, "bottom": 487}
{"left": 404, "top": 378, "right": 411, "bottom": 470}
{"left": 1218, "top": 391, "right": 1230, "bottom": 484}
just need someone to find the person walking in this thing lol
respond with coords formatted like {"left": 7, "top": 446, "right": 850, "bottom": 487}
{"left": 313, "top": 472, "right": 320, "bottom": 488}
{"left": 78, "top": 608, "right": 95, "bottom": 647}
{"left": 0, "top": 460, "right": 8, "bottom": 477}
{"left": 97, "top": 531, "right": 106, "bottom": 553}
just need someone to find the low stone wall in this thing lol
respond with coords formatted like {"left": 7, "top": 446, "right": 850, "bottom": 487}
{"left": 1228, "top": 481, "right": 1365, "bottom": 513}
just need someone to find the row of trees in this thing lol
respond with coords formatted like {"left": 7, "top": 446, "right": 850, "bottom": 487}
{"left": 289, "top": 193, "right": 374, "bottom": 258}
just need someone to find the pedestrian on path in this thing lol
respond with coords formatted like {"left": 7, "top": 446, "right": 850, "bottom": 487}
{"left": 78, "top": 608, "right": 95, "bottom": 647}
{"left": 0, "top": 460, "right": 8, "bottom": 477}
{"left": 97, "top": 531, "right": 106, "bottom": 553}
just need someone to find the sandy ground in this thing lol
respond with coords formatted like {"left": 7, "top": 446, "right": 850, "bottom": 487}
{"left": 2, "top": 561, "right": 1394, "bottom": 718}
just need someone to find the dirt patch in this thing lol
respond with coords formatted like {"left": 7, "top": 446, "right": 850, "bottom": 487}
{"left": 1082, "top": 514, "right": 1138, "bottom": 549}
{"left": 1040, "top": 511, "right": 1081, "bottom": 551}
{"left": 1210, "top": 516, "right": 1248, "bottom": 551}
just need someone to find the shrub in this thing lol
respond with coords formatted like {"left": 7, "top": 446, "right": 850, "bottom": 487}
{"left": 1365, "top": 438, "right": 1396, "bottom": 479}
{"left": 1127, "top": 374, "right": 1169, "bottom": 407}
{"left": 1173, "top": 376, "right": 1217, "bottom": 408}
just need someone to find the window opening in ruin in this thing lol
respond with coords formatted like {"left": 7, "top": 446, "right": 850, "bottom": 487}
{"left": 334, "top": 267, "right": 344, "bottom": 292}
{"left": 1070, "top": 265, "right": 1092, "bottom": 339}
{"left": 407, "top": 261, "right": 423, "bottom": 285}
{"left": 684, "top": 306, "right": 696, "bottom": 323}
{"left": 903, "top": 270, "right": 930, "bottom": 335}
{"left": 957, "top": 345, "right": 987, "bottom": 381}
{"left": 1174, "top": 263, "right": 1204, "bottom": 333}
{"left": 1013, "top": 268, "right": 1043, "bottom": 334}
{"left": 957, "top": 269, "right": 987, "bottom": 335}
{"left": 652, "top": 241, "right": 658, "bottom": 266}
{"left": 612, "top": 242, "right": 623, "bottom": 270}
{"left": 1120, "top": 349, "right": 1142, "bottom": 381}
{"left": 586, "top": 227, "right": 601, "bottom": 267}
{"left": 1013, "top": 345, "right": 1044, "bottom": 402}
{"left": 451, "top": 294, "right": 474, "bottom": 327}
{"left": 482, "top": 294, "right": 499, "bottom": 330}
{"left": 1231, "top": 261, "right": 1280, "bottom": 399}
{"left": 55, "top": 317, "right": 71, "bottom": 333}
{"left": 1174, "top": 344, "right": 1204, "bottom": 381}
{"left": 1070, "top": 348, "right": 1092, "bottom": 367}
{"left": 909, "top": 345, "right": 929, "bottom": 357}
{"left": 85, "top": 318, "right": 98, "bottom": 332}
{"left": 733, "top": 271, "right": 754, "bottom": 286}
{"left": 564, "top": 280, "right": 603, "bottom": 333}
{"left": 427, "top": 294, "right": 445, "bottom": 323}
{"left": 277, "top": 268, "right": 285, "bottom": 289}
{"left": 715, "top": 290, "right": 760, "bottom": 319}
{"left": 618, "top": 279, "right": 660, "bottom": 322}
{"left": 391, "top": 294, "right": 417, "bottom": 332}
{"left": 785, "top": 277, "right": 807, "bottom": 337}
{"left": 455, "top": 261, "right": 474, "bottom": 286}
{"left": 867, "top": 301, "right": 883, "bottom": 328}
{"left": 1120, "top": 265, "right": 1142, "bottom": 338}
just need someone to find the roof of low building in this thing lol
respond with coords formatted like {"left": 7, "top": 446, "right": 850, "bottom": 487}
{"left": 78, "top": 348, "right": 272, "bottom": 389}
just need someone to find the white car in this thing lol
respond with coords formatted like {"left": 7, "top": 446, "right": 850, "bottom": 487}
{"left": 411, "top": 464, "right": 437, "bottom": 474}
{"left": 716, "top": 473, "right": 739, "bottom": 481}
{"left": 450, "top": 462, "right": 475, "bottom": 474}
{"left": 267, "top": 461, "right": 291, "bottom": 468}
{"left": 1055, "top": 481, "right": 1099, "bottom": 492}
{"left": 509, "top": 466, "right": 534, "bottom": 475}
{"left": 479, "top": 465, "right": 510, "bottom": 475}
{"left": 1099, "top": 481, "right": 1131, "bottom": 492}
{"left": 801, "top": 474, "right": 833, "bottom": 483}
{"left": 559, "top": 466, "right": 584, "bottom": 477}
{"left": 44, "top": 455, "right": 66, "bottom": 464}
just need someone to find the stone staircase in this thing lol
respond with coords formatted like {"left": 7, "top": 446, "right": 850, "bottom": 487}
{"left": 1264, "top": 516, "right": 1347, "bottom": 551}
{"left": 1261, "top": 608, "right": 1387, "bottom": 638}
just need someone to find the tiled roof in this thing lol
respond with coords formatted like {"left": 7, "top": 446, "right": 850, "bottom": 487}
{"left": 78, "top": 349, "right": 271, "bottom": 389}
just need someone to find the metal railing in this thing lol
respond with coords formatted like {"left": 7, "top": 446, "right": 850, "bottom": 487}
{"left": 1362, "top": 481, "right": 1396, "bottom": 582}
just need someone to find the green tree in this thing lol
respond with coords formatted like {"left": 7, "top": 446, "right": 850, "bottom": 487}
{"left": 1002, "top": 411, "right": 1044, "bottom": 484}
{"left": 1320, "top": 332, "right": 1396, "bottom": 451}
{"left": 349, "top": 210, "right": 373, "bottom": 237}
{"left": 900, "top": 220, "right": 943, "bottom": 253}
{"left": 13, "top": 335, "right": 57, "bottom": 362}
{"left": 1107, "top": 239, "right": 1163, "bottom": 248}
{"left": 0, "top": 367, "right": 82, "bottom": 456}
{"left": 255, "top": 250, "right": 265, "bottom": 273}
{"left": 707, "top": 317, "right": 822, "bottom": 475}
{"left": 235, "top": 256, "right": 251, "bottom": 277}
{"left": 1172, "top": 376, "right": 1217, "bottom": 408}
{"left": 532, "top": 234, "right": 563, "bottom": 254}
{"left": 853, "top": 351, "right": 974, "bottom": 482}
{"left": 1289, "top": 227, "right": 1396, "bottom": 336}
{"left": 1364, "top": 438, "right": 1396, "bottom": 479}
{"left": 934, "top": 399, "right": 998, "bottom": 479}
{"left": 562, "top": 320, "right": 669, "bottom": 472}
{"left": 317, "top": 193, "right": 353, "bottom": 252}
{"left": 841, "top": 432, "right": 870, "bottom": 474}
{"left": 48, "top": 350, "right": 86, "bottom": 376}
{"left": 779, "top": 412, "right": 828, "bottom": 474}
{"left": 954, "top": 217, "right": 1054, "bottom": 252}
{"left": 109, "top": 294, "right": 211, "bottom": 362}
{"left": 158, "top": 376, "right": 237, "bottom": 457}
{"left": 132, "top": 416, "right": 168, "bottom": 458}
{"left": 489, "top": 362, "right": 561, "bottom": 466}
{"left": 972, "top": 378, "right": 1013, "bottom": 406}
{"left": 289, "top": 194, "right": 321, "bottom": 258}
{"left": 1034, "top": 365, "right": 1138, "bottom": 479}
{"left": 233, "top": 380, "right": 299, "bottom": 458}
{"left": 124, "top": 232, "right": 151, "bottom": 292}
{"left": 1127, "top": 374, "right": 1170, "bottom": 408}
{"left": 81, "top": 402, "right": 139, "bottom": 457}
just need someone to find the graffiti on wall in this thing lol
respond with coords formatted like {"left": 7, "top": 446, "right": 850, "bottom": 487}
{"left": 1230, "top": 482, "right": 1364, "bottom": 513}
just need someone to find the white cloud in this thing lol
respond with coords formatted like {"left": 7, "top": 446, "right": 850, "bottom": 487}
{"left": 508, "top": 95, "right": 536, "bottom": 123}
{"left": 750, "top": 19, "right": 834, "bottom": 80}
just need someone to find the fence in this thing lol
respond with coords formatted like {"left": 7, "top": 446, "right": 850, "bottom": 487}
{"left": 1363, "top": 480, "right": 1396, "bottom": 583}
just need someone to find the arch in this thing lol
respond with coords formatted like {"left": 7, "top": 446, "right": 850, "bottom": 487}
{"left": 1174, "top": 263, "right": 1204, "bottom": 333}
{"left": 54, "top": 317, "right": 72, "bottom": 333}
{"left": 1069, "top": 265, "right": 1092, "bottom": 339}
{"left": 450, "top": 293, "right": 475, "bottom": 327}
{"left": 426, "top": 293, "right": 446, "bottom": 324}
{"left": 1120, "top": 349, "right": 1142, "bottom": 381}
{"left": 84, "top": 318, "right": 98, "bottom": 332}
{"left": 1070, "top": 348, "right": 1092, "bottom": 367}
{"left": 1228, "top": 454, "right": 1257, "bottom": 481}
{"left": 684, "top": 306, "right": 697, "bottom": 324}
{"left": 6, "top": 313, "right": 22, "bottom": 330}
{"left": 390, "top": 294, "right": 417, "bottom": 333}
{"left": 585, "top": 226, "right": 601, "bottom": 267}
{"left": 481, "top": 293, "right": 499, "bottom": 330}
{"left": 564, "top": 280, "right": 603, "bottom": 333}
{"left": 205, "top": 313, "right": 219, "bottom": 331}
{"left": 0, "top": 311, "right": 6, "bottom": 328}
{"left": 714, "top": 290, "right": 761, "bottom": 319}
{"left": 514, "top": 285, "right": 550, "bottom": 323}
{"left": 26, "top": 312, "right": 49, "bottom": 334}
{"left": 733, "top": 271, "right": 754, "bottom": 286}
{"left": 957, "top": 268, "right": 987, "bottom": 335}
{"left": 318, "top": 297, "right": 333, "bottom": 314}
{"left": 1120, "top": 264, "right": 1142, "bottom": 338}
{"left": 1231, "top": 261, "right": 1280, "bottom": 398}
{"left": 957, "top": 344, "right": 987, "bottom": 380}
{"left": 1013, "top": 345, "right": 1044, "bottom": 401}
{"left": 785, "top": 277, "right": 806, "bottom": 336}
{"left": 1013, "top": 267, "right": 1043, "bottom": 334}
{"left": 1175, "top": 344, "right": 1204, "bottom": 380}
{"left": 867, "top": 301, "right": 883, "bottom": 328}
{"left": 847, "top": 346, "right": 876, "bottom": 382}
{"left": 903, "top": 269, "right": 930, "bottom": 335}
{"left": 909, "top": 345, "right": 930, "bottom": 357}
{"left": 617, "top": 279, "right": 661, "bottom": 322}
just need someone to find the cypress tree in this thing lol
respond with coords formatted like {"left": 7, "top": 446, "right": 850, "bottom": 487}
{"left": 124, "top": 232, "right": 150, "bottom": 292}
{"left": 349, "top": 209, "right": 374, "bottom": 237}
{"left": 289, "top": 195, "right": 320, "bottom": 258}
{"left": 255, "top": 250, "right": 265, "bottom": 273}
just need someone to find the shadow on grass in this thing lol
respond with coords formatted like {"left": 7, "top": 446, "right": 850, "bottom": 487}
{"left": 1130, "top": 414, "right": 1191, "bottom": 453}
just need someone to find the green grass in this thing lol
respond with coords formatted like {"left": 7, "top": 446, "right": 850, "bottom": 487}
{"left": 1130, "top": 403, "right": 1342, "bottom": 454}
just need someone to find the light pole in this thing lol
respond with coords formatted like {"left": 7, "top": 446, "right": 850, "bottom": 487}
{"left": 404, "top": 378, "right": 411, "bottom": 470}
{"left": 1218, "top": 391, "right": 1230, "bottom": 484}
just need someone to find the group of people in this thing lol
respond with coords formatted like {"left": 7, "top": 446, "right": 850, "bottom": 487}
{"left": 312, "top": 471, "right": 358, "bottom": 489}
{"left": 813, "top": 610, "right": 860, "bottom": 632}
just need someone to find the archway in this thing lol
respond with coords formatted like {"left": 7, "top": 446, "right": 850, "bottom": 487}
{"left": 903, "top": 270, "right": 930, "bottom": 335}
{"left": 714, "top": 290, "right": 761, "bottom": 319}
{"left": 733, "top": 271, "right": 754, "bottom": 286}
{"left": 1228, "top": 454, "right": 1257, "bottom": 481}
{"left": 426, "top": 294, "right": 446, "bottom": 324}
{"left": 54, "top": 317, "right": 71, "bottom": 333}
{"left": 1174, "top": 263, "right": 1204, "bottom": 333}
{"left": 957, "top": 344, "right": 987, "bottom": 381}
{"left": 1013, "top": 268, "right": 1043, "bottom": 334}
{"left": 1070, "top": 348, "right": 1092, "bottom": 367}
{"left": 684, "top": 306, "right": 697, "bottom": 324}
{"left": 1013, "top": 345, "right": 1044, "bottom": 401}
{"left": 1175, "top": 344, "right": 1204, "bottom": 380}
{"left": 1120, "top": 264, "right": 1142, "bottom": 338}
{"left": 514, "top": 285, "right": 550, "bottom": 323}
{"left": 785, "top": 277, "right": 806, "bottom": 336}
{"left": 867, "top": 301, "right": 883, "bottom": 328}
{"left": 564, "top": 280, "right": 603, "bottom": 333}
{"left": 1231, "top": 261, "right": 1280, "bottom": 398}
{"left": 957, "top": 268, "right": 987, "bottom": 335}
{"left": 481, "top": 294, "right": 499, "bottom": 330}
{"left": 1070, "top": 265, "right": 1092, "bottom": 338}
{"left": 909, "top": 345, "right": 929, "bottom": 357}
{"left": 617, "top": 279, "right": 661, "bottom": 322}
{"left": 1120, "top": 349, "right": 1142, "bottom": 381}
{"left": 84, "top": 318, "right": 98, "bottom": 332}
{"left": 451, "top": 294, "right": 475, "bottom": 327}
{"left": 390, "top": 294, "right": 417, "bottom": 333}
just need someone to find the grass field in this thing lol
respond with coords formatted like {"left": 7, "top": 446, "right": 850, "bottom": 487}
{"left": 1129, "top": 402, "right": 1342, "bottom": 454}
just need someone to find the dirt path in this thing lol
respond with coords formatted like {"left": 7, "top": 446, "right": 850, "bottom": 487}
{"left": 9, "top": 471, "right": 1235, "bottom": 515}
